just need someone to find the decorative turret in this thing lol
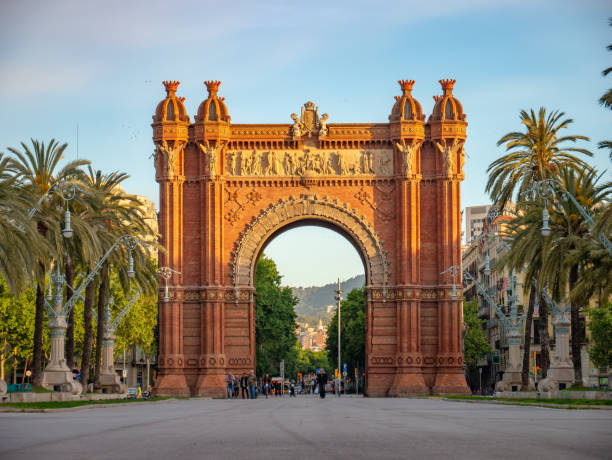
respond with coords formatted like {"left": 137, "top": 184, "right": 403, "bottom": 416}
{"left": 389, "top": 80, "right": 424, "bottom": 122}
{"left": 194, "top": 80, "right": 231, "bottom": 142}
{"left": 429, "top": 79, "right": 467, "bottom": 178}
{"left": 152, "top": 81, "right": 190, "bottom": 143}
{"left": 430, "top": 79, "right": 465, "bottom": 122}
{"left": 389, "top": 80, "right": 425, "bottom": 176}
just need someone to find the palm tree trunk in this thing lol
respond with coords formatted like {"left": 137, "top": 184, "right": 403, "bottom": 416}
{"left": 31, "top": 279, "right": 46, "bottom": 387}
{"left": 569, "top": 266, "right": 583, "bottom": 384}
{"left": 94, "top": 262, "right": 109, "bottom": 387}
{"left": 81, "top": 275, "right": 97, "bottom": 390}
{"left": 538, "top": 292, "right": 550, "bottom": 378}
{"left": 65, "top": 259, "right": 75, "bottom": 369}
{"left": 521, "top": 288, "right": 535, "bottom": 389}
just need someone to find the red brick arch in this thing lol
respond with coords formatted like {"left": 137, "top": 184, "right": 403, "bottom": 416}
{"left": 152, "top": 79, "right": 470, "bottom": 397}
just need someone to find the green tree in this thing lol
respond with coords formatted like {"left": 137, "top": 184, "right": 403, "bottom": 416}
{"left": 325, "top": 287, "right": 365, "bottom": 372}
{"left": 110, "top": 266, "right": 158, "bottom": 357}
{"left": 0, "top": 277, "right": 51, "bottom": 383}
{"left": 255, "top": 255, "right": 298, "bottom": 376}
{"left": 587, "top": 304, "right": 612, "bottom": 369}
{"left": 463, "top": 299, "right": 490, "bottom": 366}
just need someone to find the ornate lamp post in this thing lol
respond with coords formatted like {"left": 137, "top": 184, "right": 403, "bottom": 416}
{"left": 524, "top": 179, "right": 612, "bottom": 255}
{"left": 158, "top": 266, "right": 181, "bottom": 302}
{"left": 537, "top": 290, "right": 574, "bottom": 392}
{"left": 445, "top": 261, "right": 527, "bottom": 393}
{"left": 334, "top": 278, "right": 342, "bottom": 397}
{"left": 41, "top": 235, "right": 147, "bottom": 394}
{"left": 99, "top": 291, "right": 142, "bottom": 394}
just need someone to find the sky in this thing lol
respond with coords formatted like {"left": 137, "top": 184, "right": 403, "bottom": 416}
{"left": 1, "top": 0, "right": 611, "bottom": 286}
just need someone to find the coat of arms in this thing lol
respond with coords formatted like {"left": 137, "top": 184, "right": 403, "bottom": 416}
{"left": 290, "top": 101, "right": 329, "bottom": 137}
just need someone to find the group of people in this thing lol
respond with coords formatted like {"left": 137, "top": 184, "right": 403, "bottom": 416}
{"left": 225, "top": 368, "right": 337, "bottom": 400}
{"left": 225, "top": 370, "right": 257, "bottom": 399}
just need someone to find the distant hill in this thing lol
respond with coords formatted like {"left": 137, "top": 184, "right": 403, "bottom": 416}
{"left": 290, "top": 274, "right": 365, "bottom": 318}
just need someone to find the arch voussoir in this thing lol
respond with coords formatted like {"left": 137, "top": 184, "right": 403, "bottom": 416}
{"left": 231, "top": 195, "right": 389, "bottom": 287}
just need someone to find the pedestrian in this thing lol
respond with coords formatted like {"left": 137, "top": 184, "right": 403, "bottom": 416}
{"left": 264, "top": 373, "right": 271, "bottom": 399}
{"left": 233, "top": 377, "right": 240, "bottom": 399}
{"left": 240, "top": 374, "right": 248, "bottom": 399}
{"left": 289, "top": 381, "right": 296, "bottom": 398}
{"left": 317, "top": 369, "right": 327, "bottom": 399}
{"left": 247, "top": 370, "right": 257, "bottom": 399}
{"left": 226, "top": 371, "right": 234, "bottom": 399}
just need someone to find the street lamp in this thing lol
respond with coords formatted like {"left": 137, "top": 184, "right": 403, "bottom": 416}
{"left": 158, "top": 266, "right": 181, "bottom": 302}
{"left": 441, "top": 265, "right": 461, "bottom": 299}
{"left": 334, "top": 278, "right": 343, "bottom": 396}
{"left": 524, "top": 179, "right": 611, "bottom": 252}
{"left": 540, "top": 207, "right": 551, "bottom": 237}
{"left": 483, "top": 252, "right": 491, "bottom": 276}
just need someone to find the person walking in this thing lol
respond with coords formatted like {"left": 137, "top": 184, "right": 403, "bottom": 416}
{"left": 240, "top": 374, "right": 248, "bottom": 399}
{"left": 264, "top": 373, "right": 271, "bottom": 399}
{"left": 317, "top": 369, "right": 328, "bottom": 399}
{"left": 225, "top": 371, "right": 234, "bottom": 399}
{"left": 247, "top": 370, "right": 257, "bottom": 399}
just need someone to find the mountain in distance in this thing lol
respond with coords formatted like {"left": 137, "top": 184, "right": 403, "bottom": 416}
{"left": 290, "top": 274, "right": 365, "bottom": 319}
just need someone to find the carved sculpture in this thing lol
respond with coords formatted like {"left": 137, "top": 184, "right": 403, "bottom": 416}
{"left": 222, "top": 149, "right": 393, "bottom": 177}
{"left": 290, "top": 102, "right": 329, "bottom": 137}
{"left": 319, "top": 113, "right": 329, "bottom": 137}
{"left": 290, "top": 113, "right": 302, "bottom": 137}
{"left": 198, "top": 141, "right": 226, "bottom": 179}
{"left": 226, "top": 151, "right": 236, "bottom": 175}
{"left": 434, "top": 139, "right": 463, "bottom": 175}
{"left": 396, "top": 141, "right": 422, "bottom": 176}
{"left": 156, "top": 140, "right": 184, "bottom": 176}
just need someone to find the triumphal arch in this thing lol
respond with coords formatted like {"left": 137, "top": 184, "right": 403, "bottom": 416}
{"left": 152, "top": 79, "right": 469, "bottom": 396}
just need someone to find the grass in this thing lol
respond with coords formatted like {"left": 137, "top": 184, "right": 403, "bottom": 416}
{"left": 445, "top": 395, "right": 612, "bottom": 406}
{"left": 2, "top": 397, "right": 174, "bottom": 410}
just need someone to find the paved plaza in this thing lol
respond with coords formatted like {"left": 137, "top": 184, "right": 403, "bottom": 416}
{"left": 0, "top": 397, "right": 610, "bottom": 460}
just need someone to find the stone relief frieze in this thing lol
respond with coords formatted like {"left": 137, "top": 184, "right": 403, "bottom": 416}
{"left": 225, "top": 148, "right": 394, "bottom": 177}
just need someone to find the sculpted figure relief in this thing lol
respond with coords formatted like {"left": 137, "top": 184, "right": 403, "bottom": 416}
{"left": 290, "top": 113, "right": 302, "bottom": 137}
{"left": 198, "top": 141, "right": 225, "bottom": 179}
{"left": 396, "top": 141, "right": 422, "bottom": 176}
{"left": 222, "top": 149, "right": 394, "bottom": 177}
{"left": 156, "top": 140, "right": 184, "bottom": 176}
{"left": 319, "top": 113, "right": 329, "bottom": 137}
{"left": 434, "top": 139, "right": 463, "bottom": 175}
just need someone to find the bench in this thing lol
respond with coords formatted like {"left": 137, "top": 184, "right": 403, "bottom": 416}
{"left": 127, "top": 387, "right": 139, "bottom": 398}
{"left": 7, "top": 383, "right": 32, "bottom": 393}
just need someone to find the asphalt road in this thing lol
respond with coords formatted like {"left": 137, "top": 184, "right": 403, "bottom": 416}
{"left": 0, "top": 396, "right": 610, "bottom": 460}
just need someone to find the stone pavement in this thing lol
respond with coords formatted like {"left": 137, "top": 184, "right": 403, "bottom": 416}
{"left": 0, "top": 396, "right": 610, "bottom": 459}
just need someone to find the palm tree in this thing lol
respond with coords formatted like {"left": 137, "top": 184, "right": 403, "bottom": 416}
{"left": 6, "top": 139, "right": 89, "bottom": 386}
{"left": 538, "top": 167, "right": 611, "bottom": 383}
{"left": 598, "top": 18, "right": 612, "bottom": 161}
{"left": 486, "top": 107, "right": 592, "bottom": 211}
{"left": 0, "top": 153, "right": 43, "bottom": 294}
{"left": 81, "top": 167, "right": 158, "bottom": 387}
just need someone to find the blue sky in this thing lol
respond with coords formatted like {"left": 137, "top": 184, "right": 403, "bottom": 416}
{"left": 1, "top": 0, "right": 610, "bottom": 286}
